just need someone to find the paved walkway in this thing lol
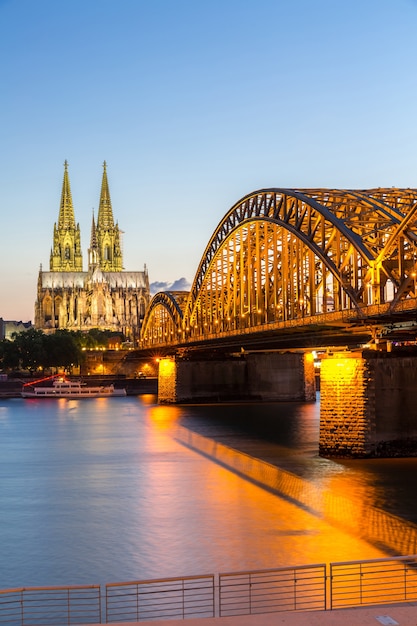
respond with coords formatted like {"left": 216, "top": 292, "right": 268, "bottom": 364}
{"left": 85, "top": 602, "right": 417, "bottom": 626}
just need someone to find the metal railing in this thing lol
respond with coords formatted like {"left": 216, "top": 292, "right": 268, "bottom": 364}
{"left": 0, "top": 584, "right": 101, "bottom": 625}
{"left": 105, "top": 574, "right": 215, "bottom": 623}
{"left": 219, "top": 564, "right": 326, "bottom": 616}
{"left": 330, "top": 555, "right": 417, "bottom": 609}
{"left": 2, "top": 556, "right": 417, "bottom": 624}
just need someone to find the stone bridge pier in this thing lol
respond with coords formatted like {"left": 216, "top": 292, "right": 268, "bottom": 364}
{"left": 158, "top": 351, "right": 316, "bottom": 404}
{"left": 158, "top": 349, "right": 417, "bottom": 458}
{"left": 319, "top": 350, "right": 417, "bottom": 458}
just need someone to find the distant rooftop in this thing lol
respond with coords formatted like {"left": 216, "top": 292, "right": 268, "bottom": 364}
{"left": 0, "top": 318, "right": 33, "bottom": 341}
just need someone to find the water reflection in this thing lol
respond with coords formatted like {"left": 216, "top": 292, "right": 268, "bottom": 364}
{"left": 1, "top": 396, "right": 417, "bottom": 591}
{"left": 175, "top": 417, "right": 417, "bottom": 559}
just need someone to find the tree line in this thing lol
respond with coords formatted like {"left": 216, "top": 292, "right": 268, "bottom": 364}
{"left": 0, "top": 329, "right": 124, "bottom": 374}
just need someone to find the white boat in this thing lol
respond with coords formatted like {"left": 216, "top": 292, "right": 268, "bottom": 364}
{"left": 22, "top": 376, "right": 127, "bottom": 398}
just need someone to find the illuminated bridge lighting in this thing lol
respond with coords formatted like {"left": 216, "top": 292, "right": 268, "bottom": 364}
{"left": 140, "top": 187, "right": 417, "bottom": 350}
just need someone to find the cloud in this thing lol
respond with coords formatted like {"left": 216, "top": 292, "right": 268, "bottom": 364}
{"left": 150, "top": 277, "right": 191, "bottom": 296}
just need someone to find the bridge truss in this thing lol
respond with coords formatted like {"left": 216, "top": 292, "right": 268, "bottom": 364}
{"left": 141, "top": 188, "right": 417, "bottom": 349}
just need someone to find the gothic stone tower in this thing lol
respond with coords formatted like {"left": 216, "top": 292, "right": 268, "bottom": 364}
{"left": 50, "top": 160, "right": 83, "bottom": 272}
{"left": 35, "top": 162, "right": 150, "bottom": 342}
{"left": 94, "top": 161, "right": 123, "bottom": 272}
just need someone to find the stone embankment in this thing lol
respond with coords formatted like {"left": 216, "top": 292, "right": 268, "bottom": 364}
{"left": 0, "top": 380, "right": 22, "bottom": 397}
{"left": 0, "top": 377, "right": 158, "bottom": 398}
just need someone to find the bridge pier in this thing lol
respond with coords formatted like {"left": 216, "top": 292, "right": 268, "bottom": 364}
{"left": 158, "top": 352, "right": 316, "bottom": 403}
{"left": 319, "top": 351, "right": 417, "bottom": 458}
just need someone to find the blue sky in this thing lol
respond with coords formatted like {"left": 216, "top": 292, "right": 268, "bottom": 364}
{"left": 1, "top": 0, "right": 417, "bottom": 322}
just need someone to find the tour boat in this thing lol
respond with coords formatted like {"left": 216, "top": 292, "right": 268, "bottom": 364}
{"left": 21, "top": 376, "right": 127, "bottom": 398}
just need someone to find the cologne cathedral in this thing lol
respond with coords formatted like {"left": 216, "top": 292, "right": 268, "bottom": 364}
{"left": 35, "top": 161, "right": 150, "bottom": 342}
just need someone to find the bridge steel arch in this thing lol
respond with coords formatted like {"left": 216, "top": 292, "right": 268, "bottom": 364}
{"left": 140, "top": 188, "right": 417, "bottom": 349}
{"left": 140, "top": 291, "right": 189, "bottom": 348}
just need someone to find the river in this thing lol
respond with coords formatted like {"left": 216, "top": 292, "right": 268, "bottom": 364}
{"left": 1, "top": 392, "right": 416, "bottom": 590}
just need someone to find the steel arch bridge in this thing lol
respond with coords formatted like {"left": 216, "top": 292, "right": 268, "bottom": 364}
{"left": 140, "top": 188, "right": 417, "bottom": 350}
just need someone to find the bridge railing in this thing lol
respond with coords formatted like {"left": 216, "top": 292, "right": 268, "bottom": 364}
{"left": 0, "top": 584, "right": 101, "bottom": 625}
{"left": 330, "top": 555, "right": 417, "bottom": 609}
{"left": 141, "top": 303, "right": 356, "bottom": 348}
{"left": 2, "top": 555, "right": 417, "bottom": 624}
{"left": 143, "top": 297, "right": 417, "bottom": 349}
{"left": 218, "top": 564, "right": 326, "bottom": 616}
{"left": 105, "top": 574, "right": 215, "bottom": 623}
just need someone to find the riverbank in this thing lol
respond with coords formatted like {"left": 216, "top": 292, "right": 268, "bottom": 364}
{"left": 0, "top": 376, "right": 158, "bottom": 397}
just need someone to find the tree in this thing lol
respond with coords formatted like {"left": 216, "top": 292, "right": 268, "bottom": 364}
{"left": 11, "top": 328, "right": 47, "bottom": 372}
{"left": 0, "top": 328, "right": 120, "bottom": 373}
{"left": 0, "top": 339, "right": 20, "bottom": 371}
{"left": 73, "top": 329, "right": 124, "bottom": 349}
{"left": 43, "top": 331, "right": 83, "bottom": 371}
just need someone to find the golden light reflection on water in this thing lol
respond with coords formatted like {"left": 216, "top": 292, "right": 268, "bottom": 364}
{"left": 19, "top": 397, "right": 416, "bottom": 577}
{"left": 174, "top": 425, "right": 417, "bottom": 563}
{"left": 5, "top": 396, "right": 417, "bottom": 587}
{"left": 136, "top": 430, "right": 382, "bottom": 573}
{"left": 148, "top": 404, "right": 182, "bottom": 429}
{"left": 140, "top": 393, "right": 159, "bottom": 406}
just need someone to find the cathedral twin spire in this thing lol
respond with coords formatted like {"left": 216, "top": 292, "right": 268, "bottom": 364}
{"left": 50, "top": 160, "right": 82, "bottom": 272}
{"left": 50, "top": 161, "right": 123, "bottom": 273}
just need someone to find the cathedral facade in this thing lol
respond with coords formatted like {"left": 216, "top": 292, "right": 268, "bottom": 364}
{"left": 35, "top": 161, "right": 150, "bottom": 342}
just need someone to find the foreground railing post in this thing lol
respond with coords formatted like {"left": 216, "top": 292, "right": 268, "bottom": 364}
{"left": 20, "top": 589, "right": 24, "bottom": 625}
{"left": 293, "top": 569, "right": 297, "bottom": 611}
{"left": 182, "top": 579, "right": 185, "bottom": 619}
{"left": 136, "top": 582, "right": 139, "bottom": 621}
{"left": 67, "top": 587, "right": 70, "bottom": 625}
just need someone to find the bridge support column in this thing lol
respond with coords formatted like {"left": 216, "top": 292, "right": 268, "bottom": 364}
{"left": 319, "top": 351, "right": 417, "bottom": 458}
{"left": 245, "top": 352, "right": 316, "bottom": 402}
{"left": 157, "top": 357, "right": 178, "bottom": 403}
{"left": 158, "top": 352, "right": 316, "bottom": 403}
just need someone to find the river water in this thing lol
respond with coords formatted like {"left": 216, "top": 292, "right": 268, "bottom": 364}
{"left": 1, "top": 392, "right": 417, "bottom": 590}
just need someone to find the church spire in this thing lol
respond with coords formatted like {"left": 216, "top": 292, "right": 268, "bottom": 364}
{"left": 58, "top": 160, "right": 76, "bottom": 229}
{"left": 95, "top": 161, "right": 123, "bottom": 271}
{"left": 97, "top": 160, "right": 114, "bottom": 230}
{"left": 50, "top": 161, "right": 83, "bottom": 272}
{"left": 88, "top": 210, "right": 99, "bottom": 271}
{"left": 90, "top": 210, "right": 98, "bottom": 248}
